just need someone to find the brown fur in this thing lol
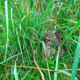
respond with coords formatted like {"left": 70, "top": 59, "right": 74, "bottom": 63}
{"left": 41, "top": 30, "right": 65, "bottom": 59}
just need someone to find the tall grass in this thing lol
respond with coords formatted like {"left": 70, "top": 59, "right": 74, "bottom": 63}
{"left": 0, "top": 0, "right": 80, "bottom": 80}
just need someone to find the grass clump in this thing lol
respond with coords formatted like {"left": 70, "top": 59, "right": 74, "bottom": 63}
{"left": 0, "top": 0, "right": 80, "bottom": 80}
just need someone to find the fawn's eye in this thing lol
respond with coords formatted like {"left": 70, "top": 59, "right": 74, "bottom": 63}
{"left": 44, "top": 38, "right": 51, "bottom": 42}
{"left": 46, "top": 39, "right": 51, "bottom": 41}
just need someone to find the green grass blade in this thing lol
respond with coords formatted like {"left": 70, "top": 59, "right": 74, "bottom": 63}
{"left": 66, "top": 20, "right": 80, "bottom": 39}
{"left": 14, "top": 61, "right": 19, "bottom": 80}
{"left": 54, "top": 47, "right": 60, "bottom": 80}
{"left": 22, "top": 69, "right": 31, "bottom": 80}
{"left": 71, "top": 29, "right": 80, "bottom": 80}
{"left": 62, "top": 20, "right": 80, "bottom": 45}
{"left": 0, "top": 53, "right": 23, "bottom": 64}
{"left": 5, "top": 0, "right": 8, "bottom": 55}
{"left": 42, "top": 41, "right": 51, "bottom": 80}
{"left": 5, "top": 0, "right": 8, "bottom": 79}
{"left": 57, "top": 70, "right": 77, "bottom": 80}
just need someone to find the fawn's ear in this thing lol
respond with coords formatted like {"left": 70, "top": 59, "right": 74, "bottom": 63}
{"left": 52, "top": 26, "right": 56, "bottom": 33}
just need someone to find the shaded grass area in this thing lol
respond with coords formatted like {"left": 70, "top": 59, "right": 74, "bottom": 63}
{"left": 0, "top": 0, "right": 80, "bottom": 80}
